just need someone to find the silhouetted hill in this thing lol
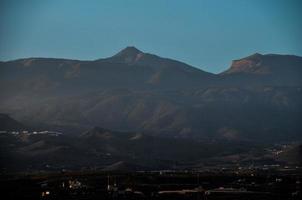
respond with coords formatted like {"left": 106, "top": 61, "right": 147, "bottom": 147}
{"left": 0, "top": 126, "right": 268, "bottom": 172}
{"left": 0, "top": 113, "right": 27, "bottom": 131}
{"left": 1, "top": 125, "right": 299, "bottom": 172}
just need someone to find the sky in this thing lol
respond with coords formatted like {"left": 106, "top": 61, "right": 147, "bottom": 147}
{"left": 0, "top": 0, "right": 301, "bottom": 73}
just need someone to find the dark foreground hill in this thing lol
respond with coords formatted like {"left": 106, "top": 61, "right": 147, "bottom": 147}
{"left": 0, "top": 113, "right": 27, "bottom": 131}
{"left": 1, "top": 122, "right": 300, "bottom": 172}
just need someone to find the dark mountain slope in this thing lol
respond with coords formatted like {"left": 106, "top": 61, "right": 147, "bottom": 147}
{"left": 1, "top": 86, "right": 300, "bottom": 141}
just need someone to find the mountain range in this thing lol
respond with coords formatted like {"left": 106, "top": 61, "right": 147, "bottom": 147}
{"left": 0, "top": 47, "right": 302, "bottom": 141}
{"left": 1, "top": 47, "right": 302, "bottom": 171}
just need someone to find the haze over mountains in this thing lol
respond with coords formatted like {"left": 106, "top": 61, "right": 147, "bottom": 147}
{"left": 0, "top": 47, "right": 301, "bottom": 141}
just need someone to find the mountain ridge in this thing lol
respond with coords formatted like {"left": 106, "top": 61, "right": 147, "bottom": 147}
{"left": 2, "top": 47, "right": 301, "bottom": 76}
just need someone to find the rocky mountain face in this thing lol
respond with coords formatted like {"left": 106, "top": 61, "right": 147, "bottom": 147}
{"left": 224, "top": 53, "right": 302, "bottom": 76}
{"left": 221, "top": 53, "right": 302, "bottom": 86}
{"left": 0, "top": 47, "right": 301, "bottom": 142}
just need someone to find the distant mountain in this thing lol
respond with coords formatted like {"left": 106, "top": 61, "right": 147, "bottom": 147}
{"left": 0, "top": 47, "right": 214, "bottom": 97}
{"left": 105, "top": 46, "right": 143, "bottom": 63}
{"left": 0, "top": 47, "right": 301, "bottom": 141}
{"left": 224, "top": 53, "right": 302, "bottom": 75}
{"left": 101, "top": 46, "right": 214, "bottom": 85}
{"left": 220, "top": 53, "right": 302, "bottom": 86}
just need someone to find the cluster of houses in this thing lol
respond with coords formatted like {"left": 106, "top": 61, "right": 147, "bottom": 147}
{"left": 37, "top": 172, "right": 301, "bottom": 200}
{"left": 0, "top": 130, "right": 62, "bottom": 136}
{"left": 105, "top": 176, "right": 279, "bottom": 200}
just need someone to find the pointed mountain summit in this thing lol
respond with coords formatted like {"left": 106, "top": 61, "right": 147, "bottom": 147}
{"left": 107, "top": 46, "right": 144, "bottom": 64}
{"left": 115, "top": 46, "right": 142, "bottom": 57}
{"left": 102, "top": 46, "right": 213, "bottom": 76}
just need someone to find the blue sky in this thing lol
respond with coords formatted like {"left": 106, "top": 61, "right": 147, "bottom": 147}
{"left": 0, "top": 0, "right": 301, "bottom": 73}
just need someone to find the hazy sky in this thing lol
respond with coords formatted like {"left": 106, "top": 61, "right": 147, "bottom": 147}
{"left": 0, "top": 0, "right": 301, "bottom": 73}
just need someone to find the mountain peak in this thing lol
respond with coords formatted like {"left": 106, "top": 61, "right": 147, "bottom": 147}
{"left": 110, "top": 46, "right": 144, "bottom": 63}
{"left": 121, "top": 46, "right": 142, "bottom": 53}
{"left": 232, "top": 53, "right": 262, "bottom": 62}
{"left": 115, "top": 46, "right": 142, "bottom": 57}
{"left": 248, "top": 53, "right": 262, "bottom": 58}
